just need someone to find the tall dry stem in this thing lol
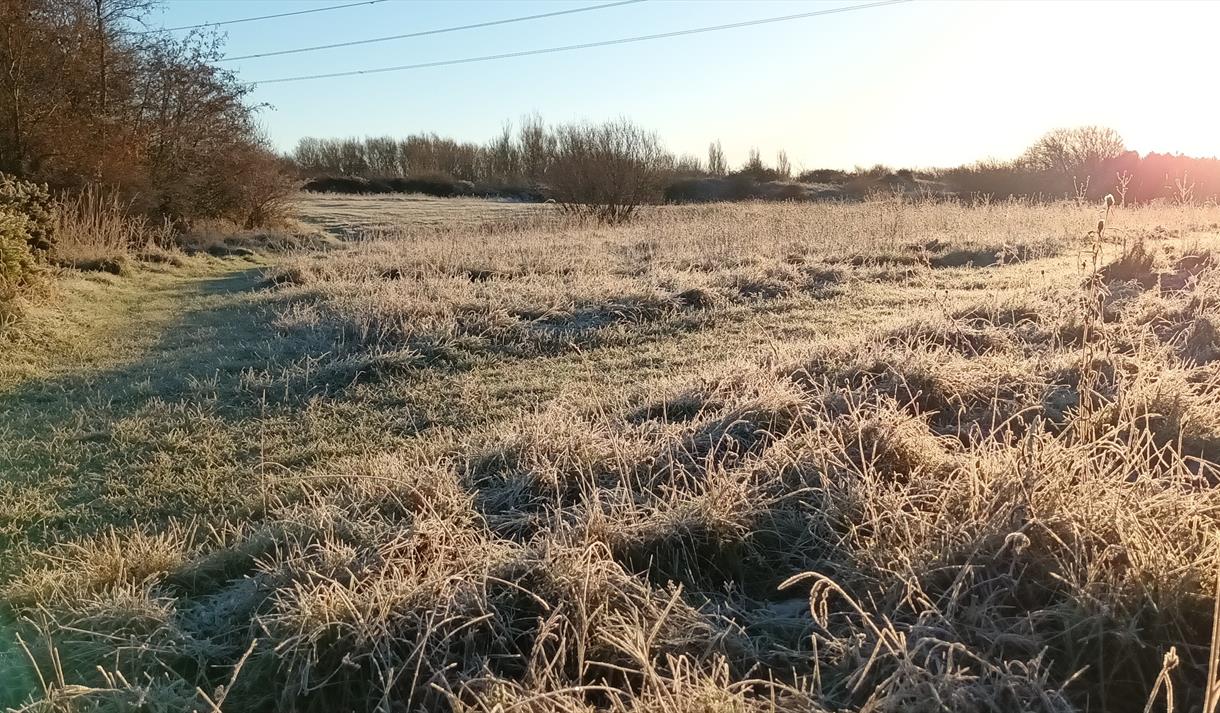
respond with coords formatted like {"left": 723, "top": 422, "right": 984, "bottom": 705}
{"left": 53, "top": 185, "right": 172, "bottom": 255}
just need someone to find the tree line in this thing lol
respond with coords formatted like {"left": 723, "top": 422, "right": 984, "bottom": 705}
{"left": 293, "top": 122, "right": 1220, "bottom": 207}
{"left": 0, "top": 0, "right": 291, "bottom": 229}
{"left": 3, "top": 0, "right": 1212, "bottom": 233}
{"left": 293, "top": 116, "right": 556, "bottom": 185}
{"left": 943, "top": 127, "right": 1219, "bottom": 204}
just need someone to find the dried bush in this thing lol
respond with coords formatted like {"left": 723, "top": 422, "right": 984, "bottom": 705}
{"left": 50, "top": 185, "right": 174, "bottom": 272}
{"left": 546, "top": 119, "right": 668, "bottom": 224}
{"left": 797, "top": 168, "right": 850, "bottom": 184}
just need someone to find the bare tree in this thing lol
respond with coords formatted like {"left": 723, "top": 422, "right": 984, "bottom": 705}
{"left": 776, "top": 150, "right": 791, "bottom": 179}
{"left": 364, "top": 136, "right": 400, "bottom": 176}
{"left": 337, "top": 138, "right": 368, "bottom": 176}
{"left": 707, "top": 140, "right": 726, "bottom": 176}
{"left": 547, "top": 119, "right": 668, "bottom": 224}
{"left": 292, "top": 137, "right": 324, "bottom": 174}
{"left": 744, "top": 147, "right": 764, "bottom": 175}
{"left": 673, "top": 154, "right": 703, "bottom": 175}
{"left": 517, "top": 113, "right": 553, "bottom": 183}
{"left": 319, "top": 139, "right": 345, "bottom": 174}
{"left": 1020, "top": 126, "right": 1125, "bottom": 177}
{"left": 485, "top": 121, "right": 519, "bottom": 179}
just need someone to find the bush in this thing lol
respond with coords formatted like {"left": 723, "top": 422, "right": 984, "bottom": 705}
{"left": 473, "top": 178, "right": 545, "bottom": 202}
{"left": 0, "top": 175, "right": 52, "bottom": 308}
{"left": 547, "top": 119, "right": 667, "bottom": 223}
{"left": 302, "top": 173, "right": 499, "bottom": 199}
{"left": 0, "top": 208, "right": 35, "bottom": 291}
{"left": 663, "top": 177, "right": 846, "bottom": 204}
{"left": 797, "top": 168, "right": 850, "bottom": 184}
{"left": 663, "top": 177, "right": 730, "bottom": 203}
{"left": 730, "top": 166, "right": 786, "bottom": 183}
{"left": 0, "top": 4, "right": 292, "bottom": 230}
{"left": 214, "top": 143, "right": 297, "bottom": 229}
{"left": 386, "top": 173, "right": 469, "bottom": 198}
{"left": 302, "top": 176, "right": 382, "bottom": 194}
{"left": 50, "top": 185, "right": 174, "bottom": 270}
{"left": 0, "top": 173, "right": 55, "bottom": 253}
{"left": 940, "top": 161, "right": 1069, "bottom": 200}
{"left": 662, "top": 176, "right": 769, "bottom": 204}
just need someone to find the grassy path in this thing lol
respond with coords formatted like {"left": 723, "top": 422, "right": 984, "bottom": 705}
{"left": 0, "top": 258, "right": 276, "bottom": 705}
{"left": 0, "top": 258, "right": 291, "bottom": 549}
{"left": 1, "top": 259, "right": 269, "bottom": 387}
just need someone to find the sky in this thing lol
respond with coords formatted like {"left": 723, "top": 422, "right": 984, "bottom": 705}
{"left": 141, "top": 0, "right": 1220, "bottom": 170}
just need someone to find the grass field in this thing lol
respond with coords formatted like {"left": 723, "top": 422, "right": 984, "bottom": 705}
{"left": 293, "top": 192, "right": 551, "bottom": 239}
{"left": 4, "top": 194, "right": 1220, "bottom": 712}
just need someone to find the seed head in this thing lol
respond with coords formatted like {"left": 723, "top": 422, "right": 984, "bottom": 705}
{"left": 1104, "top": 193, "right": 1115, "bottom": 208}
{"left": 1097, "top": 219, "right": 1105, "bottom": 234}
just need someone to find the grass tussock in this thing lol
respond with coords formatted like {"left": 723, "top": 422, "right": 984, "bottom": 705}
{"left": 49, "top": 187, "right": 174, "bottom": 274}
{"left": 6, "top": 198, "right": 1220, "bottom": 711}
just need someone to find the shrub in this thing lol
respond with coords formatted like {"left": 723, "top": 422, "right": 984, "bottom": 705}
{"left": 0, "top": 4, "right": 292, "bottom": 230}
{"left": 386, "top": 173, "right": 469, "bottom": 198}
{"left": 216, "top": 143, "right": 297, "bottom": 229}
{"left": 731, "top": 166, "right": 786, "bottom": 183}
{"left": 472, "top": 178, "right": 544, "bottom": 202}
{"left": 662, "top": 177, "right": 840, "bottom": 204}
{"left": 0, "top": 174, "right": 52, "bottom": 307}
{"left": 0, "top": 208, "right": 35, "bottom": 291}
{"left": 50, "top": 185, "right": 173, "bottom": 271}
{"left": 797, "top": 168, "right": 850, "bottom": 184}
{"left": 940, "top": 160, "right": 1069, "bottom": 199}
{"left": 0, "top": 173, "right": 55, "bottom": 253}
{"left": 547, "top": 119, "right": 668, "bottom": 224}
{"left": 303, "top": 173, "right": 489, "bottom": 199}
{"left": 663, "top": 177, "right": 729, "bottom": 203}
{"left": 302, "top": 176, "right": 383, "bottom": 194}
{"left": 722, "top": 173, "right": 762, "bottom": 201}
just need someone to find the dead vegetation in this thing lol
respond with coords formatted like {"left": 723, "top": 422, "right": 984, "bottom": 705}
{"left": 5, "top": 197, "right": 1220, "bottom": 711}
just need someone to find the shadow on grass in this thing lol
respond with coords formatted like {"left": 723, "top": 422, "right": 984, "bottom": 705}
{"left": 0, "top": 266, "right": 404, "bottom": 549}
{"left": 0, "top": 263, "right": 847, "bottom": 553}
{"left": 3, "top": 268, "right": 313, "bottom": 415}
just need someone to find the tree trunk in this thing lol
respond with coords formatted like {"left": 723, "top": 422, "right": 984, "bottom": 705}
{"left": 95, "top": 0, "right": 108, "bottom": 178}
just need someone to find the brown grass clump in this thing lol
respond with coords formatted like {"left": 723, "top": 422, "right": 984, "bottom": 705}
{"left": 50, "top": 187, "right": 175, "bottom": 273}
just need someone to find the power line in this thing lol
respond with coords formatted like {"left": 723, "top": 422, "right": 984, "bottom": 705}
{"left": 220, "top": 0, "right": 646, "bottom": 63}
{"left": 135, "top": 0, "right": 386, "bottom": 35}
{"left": 252, "top": 0, "right": 911, "bottom": 85}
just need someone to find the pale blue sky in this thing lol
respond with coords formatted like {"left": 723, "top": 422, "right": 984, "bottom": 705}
{"left": 143, "top": 0, "right": 1220, "bottom": 169}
